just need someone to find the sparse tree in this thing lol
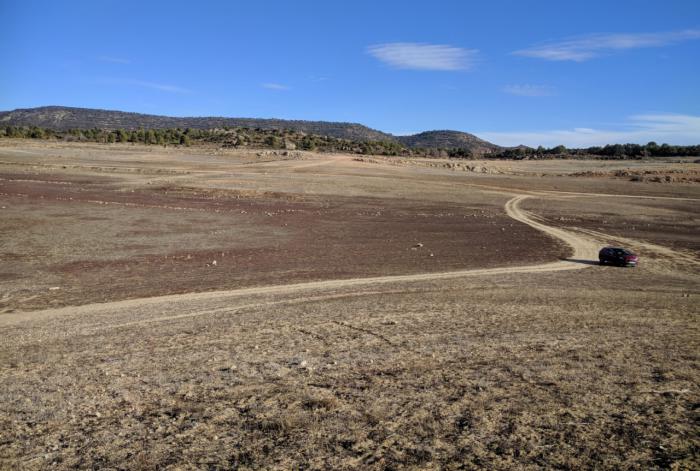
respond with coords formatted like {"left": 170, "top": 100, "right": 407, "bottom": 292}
{"left": 145, "top": 130, "right": 156, "bottom": 145}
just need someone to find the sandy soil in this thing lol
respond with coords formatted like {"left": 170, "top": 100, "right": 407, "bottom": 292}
{"left": 0, "top": 141, "right": 698, "bottom": 469}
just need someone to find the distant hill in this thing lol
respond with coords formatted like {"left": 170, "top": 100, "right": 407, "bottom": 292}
{"left": 0, "top": 106, "right": 394, "bottom": 142}
{"left": 396, "top": 130, "right": 501, "bottom": 154}
{"left": 0, "top": 106, "right": 501, "bottom": 153}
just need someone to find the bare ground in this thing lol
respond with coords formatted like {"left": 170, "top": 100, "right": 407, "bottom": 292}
{"left": 0, "top": 141, "right": 698, "bottom": 470}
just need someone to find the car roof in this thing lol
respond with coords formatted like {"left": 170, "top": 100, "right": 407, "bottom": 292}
{"left": 603, "top": 247, "right": 634, "bottom": 254}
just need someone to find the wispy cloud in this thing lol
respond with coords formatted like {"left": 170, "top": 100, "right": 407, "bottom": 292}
{"left": 503, "top": 84, "right": 556, "bottom": 97}
{"left": 98, "top": 56, "right": 131, "bottom": 64}
{"left": 261, "top": 82, "right": 290, "bottom": 90}
{"left": 478, "top": 114, "right": 700, "bottom": 147}
{"left": 99, "top": 77, "right": 191, "bottom": 93}
{"left": 131, "top": 80, "right": 190, "bottom": 93}
{"left": 514, "top": 29, "right": 700, "bottom": 61}
{"left": 308, "top": 75, "right": 329, "bottom": 82}
{"left": 367, "top": 42, "right": 478, "bottom": 71}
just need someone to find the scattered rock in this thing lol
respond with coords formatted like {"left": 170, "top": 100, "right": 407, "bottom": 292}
{"left": 289, "top": 357, "right": 308, "bottom": 368}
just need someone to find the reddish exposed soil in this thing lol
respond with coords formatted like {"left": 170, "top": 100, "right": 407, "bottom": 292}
{"left": 1, "top": 142, "right": 699, "bottom": 470}
{"left": 1, "top": 172, "right": 562, "bottom": 312}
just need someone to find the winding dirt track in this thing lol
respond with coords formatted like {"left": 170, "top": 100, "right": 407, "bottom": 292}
{"left": 0, "top": 194, "right": 603, "bottom": 327}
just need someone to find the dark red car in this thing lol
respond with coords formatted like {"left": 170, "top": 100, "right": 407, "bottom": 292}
{"left": 598, "top": 247, "right": 638, "bottom": 267}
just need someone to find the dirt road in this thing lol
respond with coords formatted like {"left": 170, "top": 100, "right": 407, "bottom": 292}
{"left": 0, "top": 193, "right": 605, "bottom": 327}
{"left": 2, "top": 145, "right": 698, "bottom": 469}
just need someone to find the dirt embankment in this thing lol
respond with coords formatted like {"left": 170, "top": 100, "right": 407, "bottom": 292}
{"left": 571, "top": 168, "right": 700, "bottom": 183}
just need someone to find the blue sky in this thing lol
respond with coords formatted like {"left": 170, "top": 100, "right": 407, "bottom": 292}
{"left": 2, "top": 0, "right": 699, "bottom": 147}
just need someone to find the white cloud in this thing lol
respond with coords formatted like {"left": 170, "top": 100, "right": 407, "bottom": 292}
{"left": 309, "top": 75, "right": 329, "bottom": 82}
{"left": 503, "top": 84, "right": 556, "bottom": 96}
{"left": 130, "top": 80, "right": 190, "bottom": 93}
{"left": 261, "top": 82, "right": 290, "bottom": 90}
{"left": 99, "top": 77, "right": 191, "bottom": 93}
{"left": 514, "top": 29, "right": 700, "bottom": 61}
{"left": 478, "top": 114, "right": 700, "bottom": 147}
{"left": 98, "top": 56, "right": 131, "bottom": 64}
{"left": 367, "top": 42, "right": 478, "bottom": 71}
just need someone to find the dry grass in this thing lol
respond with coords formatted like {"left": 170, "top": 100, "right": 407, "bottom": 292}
{"left": 0, "top": 141, "right": 698, "bottom": 469}
{"left": 1, "top": 273, "right": 698, "bottom": 469}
